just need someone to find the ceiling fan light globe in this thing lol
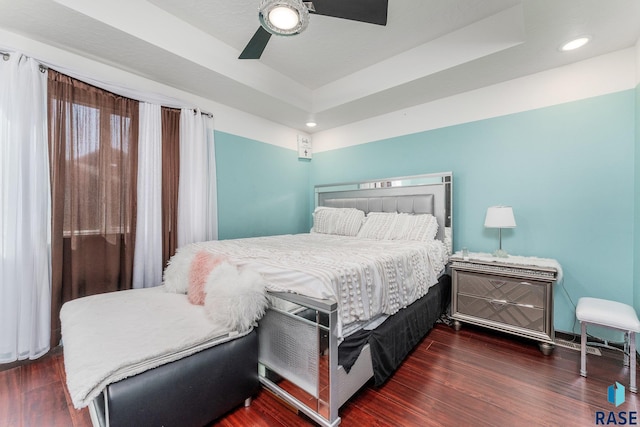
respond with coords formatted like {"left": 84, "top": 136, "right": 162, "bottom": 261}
{"left": 269, "top": 6, "right": 299, "bottom": 30}
{"left": 258, "top": 0, "right": 309, "bottom": 36}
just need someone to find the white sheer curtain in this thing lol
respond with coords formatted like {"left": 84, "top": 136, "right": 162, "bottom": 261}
{"left": 177, "top": 109, "right": 217, "bottom": 246}
{"left": 0, "top": 53, "right": 51, "bottom": 362}
{"left": 132, "top": 102, "right": 163, "bottom": 288}
{"left": 205, "top": 115, "right": 218, "bottom": 242}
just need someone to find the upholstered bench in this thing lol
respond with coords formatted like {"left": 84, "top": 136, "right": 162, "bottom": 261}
{"left": 576, "top": 297, "right": 640, "bottom": 393}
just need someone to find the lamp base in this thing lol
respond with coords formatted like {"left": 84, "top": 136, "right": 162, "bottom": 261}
{"left": 492, "top": 249, "right": 509, "bottom": 258}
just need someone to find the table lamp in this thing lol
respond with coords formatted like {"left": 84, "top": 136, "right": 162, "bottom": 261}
{"left": 484, "top": 206, "right": 516, "bottom": 258}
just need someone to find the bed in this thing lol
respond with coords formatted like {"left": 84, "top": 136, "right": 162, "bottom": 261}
{"left": 60, "top": 171, "right": 453, "bottom": 427}
{"left": 254, "top": 171, "right": 453, "bottom": 426}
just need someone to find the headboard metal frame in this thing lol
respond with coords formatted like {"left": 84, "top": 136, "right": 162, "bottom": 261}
{"left": 315, "top": 172, "right": 453, "bottom": 252}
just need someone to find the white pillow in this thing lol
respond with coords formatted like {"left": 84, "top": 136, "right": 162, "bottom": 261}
{"left": 163, "top": 243, "right": 201, "bottom": 294}
{"left": 311, "top": 207, "right": 365, "bottom": 236}
{"left": 204, "top": 262, "right": 268, "bottom": 332}
{"left": 357, "top": 212, "right": 439, "bottom": 241}
{"left": 356, "top": 212, "right": 398, "bottom": 240}
{"left": 388, "top": 213, "right": 439, "bottom": 242}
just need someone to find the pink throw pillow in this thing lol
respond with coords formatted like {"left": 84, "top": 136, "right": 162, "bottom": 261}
{"left": 188, "top": 251, "right": 225, "bottom": 305}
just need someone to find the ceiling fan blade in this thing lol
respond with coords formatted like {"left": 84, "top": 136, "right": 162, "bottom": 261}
{"left": 309, "top": 0, "right": 388, "bottom": 26}
{"left": 239, "top": 26, "right": 272, "bottom": 59}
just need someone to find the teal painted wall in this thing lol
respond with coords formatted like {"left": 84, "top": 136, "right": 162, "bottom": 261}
{"left": 310, "top": 90, "right": 636, "bottom": 335}
{"left": 214, "top": 131, "right": 311, "bottom": 239}
{"left": 213, "top": 90, "right": 636, "bottom": 336}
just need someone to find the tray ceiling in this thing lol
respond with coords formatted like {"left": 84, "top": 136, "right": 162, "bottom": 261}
{"left": 0, "top": 0, "right": 638, "bottom": 132}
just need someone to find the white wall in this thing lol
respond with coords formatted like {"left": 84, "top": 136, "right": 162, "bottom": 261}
{"left": 0, "top": 27, "right": 305, "bottom": 151}
{"left": 312, "top": 47, "right": 638, "bottom": 152}
{"left": 636, "top": 39, "right": 640, "bottom": 84}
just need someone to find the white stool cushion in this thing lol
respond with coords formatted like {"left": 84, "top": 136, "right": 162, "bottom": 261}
{"left": 576, "top": 297, "right": 640, "bottom": 332}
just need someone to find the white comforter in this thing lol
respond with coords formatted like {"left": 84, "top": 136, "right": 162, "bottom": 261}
{"left": 60, "top": 286, "right": 246, "bottom": 409}
{"left": 193, "top": 233, "right": 448, "bottom": 339}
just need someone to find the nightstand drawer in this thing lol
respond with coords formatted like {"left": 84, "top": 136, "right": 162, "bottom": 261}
{"left": 457, "top": 271, "right": 545, "bottom": 308}
{"left": 457, "top": 294, "right": 545, "bottom": 332}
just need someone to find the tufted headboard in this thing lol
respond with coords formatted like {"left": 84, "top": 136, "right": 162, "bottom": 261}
{"left": 315, "top": 172, "right": 452, "bottom": 252}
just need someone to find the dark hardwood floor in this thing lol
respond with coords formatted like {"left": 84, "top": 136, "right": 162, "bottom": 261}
{"left": 2, "top": 323, "right": 638, "bottom": 426}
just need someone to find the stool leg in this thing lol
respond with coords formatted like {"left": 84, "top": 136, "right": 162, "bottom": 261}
{"left": 631, "top": 332, "right": 636, "bottom": 393}
{"left": 580, "top": 322, "right": 587, "bottom": 377}
{"left": 624, "top": 332, "right": 630, "bottom": 367}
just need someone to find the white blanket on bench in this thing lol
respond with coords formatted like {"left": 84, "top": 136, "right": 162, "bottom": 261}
{"left": 61, "top": 286, "right": 246, "bottom": 409}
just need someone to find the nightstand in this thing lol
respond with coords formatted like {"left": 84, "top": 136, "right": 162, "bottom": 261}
{"left": 450, "top": 253, "right": 560, "bottom": 355}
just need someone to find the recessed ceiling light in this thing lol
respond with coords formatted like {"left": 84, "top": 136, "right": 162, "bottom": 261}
{"left": 305, "top": 121, "right": 317, "bottom": 128}
{"left": 560, "top": 36, "right": 591, "bottom": 52}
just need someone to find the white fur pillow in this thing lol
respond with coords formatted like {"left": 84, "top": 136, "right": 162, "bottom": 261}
{"left": 163, "top": 243, "right": 201, "bottom": 294}
{"left": 204, "top": 262, "right": 268, "bottom": 332}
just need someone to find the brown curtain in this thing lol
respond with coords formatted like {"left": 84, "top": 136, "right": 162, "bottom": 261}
{"left": 161, "top": 107, "right": 180, "bottom": 268}
{"left": 48, "top": 70, "right": 139, "bottom": 346}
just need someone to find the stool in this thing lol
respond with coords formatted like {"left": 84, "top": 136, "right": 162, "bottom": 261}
{"left": 576, "top": 297, "right": 640, "bottom": 393}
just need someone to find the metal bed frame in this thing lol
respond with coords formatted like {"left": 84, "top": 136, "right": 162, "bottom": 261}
{"left": 257, "top": 172, "right": 453, "bottom": 427}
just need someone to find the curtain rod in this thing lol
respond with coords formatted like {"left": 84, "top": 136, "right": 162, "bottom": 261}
{"left": 195, "top": 110, "right": 213, "bottom": 118}
{"left": 1, "top": 51, "right": 48, "bottom": 73}
{"left": 1, "top": 50, "right": 213, "bottom": 115}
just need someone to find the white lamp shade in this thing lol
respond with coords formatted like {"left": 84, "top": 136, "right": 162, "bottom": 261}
{"left": 484, "top": 206, "right": 516, "bottom": 228}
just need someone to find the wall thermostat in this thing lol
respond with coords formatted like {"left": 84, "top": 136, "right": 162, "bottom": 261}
{"left": 298, "top": 135, "right": 312, "bottom": 159}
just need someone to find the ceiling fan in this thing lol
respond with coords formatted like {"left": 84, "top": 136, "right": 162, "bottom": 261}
{"left": 239, "top": 0, "right": 388, "bottom": 59}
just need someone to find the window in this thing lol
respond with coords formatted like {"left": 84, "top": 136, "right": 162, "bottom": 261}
{"left": 48, "top": 69, "right": 139, "bottom": 345}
